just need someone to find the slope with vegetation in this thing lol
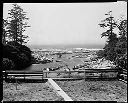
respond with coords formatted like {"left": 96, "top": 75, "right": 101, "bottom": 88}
{"left": 97, "top": 11, "right": 127, "bottom": 79}
{"left": 2, "top": 4, "right": 32, "bottom": 70}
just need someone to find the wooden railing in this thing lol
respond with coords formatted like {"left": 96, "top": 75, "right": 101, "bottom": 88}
{"left": 3, "top": 69, "right": 120, "bottom": 80}
{"left": 3, "top": 69, "right": 126, "bottom": 90}
{"left": 119, "top": 69, "right": 127, "bottom": 83}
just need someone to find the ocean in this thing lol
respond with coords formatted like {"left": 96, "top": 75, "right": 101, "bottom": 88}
{"left": 27, "top": 44, "right": 104, "bottom": 50}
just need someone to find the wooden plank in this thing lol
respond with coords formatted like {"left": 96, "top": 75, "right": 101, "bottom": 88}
{"left": 3, "top": 69, "right": 119, "bottom": 81}
{"left": 122, "top": 71, "right": 127, "bottom": 75}
{"left": 84, "top": 70, "right": 86, "bottom": 81}
{"left": 3, "top": 69, "right": 119, "bottom": 74}
{"left": 8, "top": 74, "right": 43, "bottom": 76}
{"left": 119, "top": 79, "right": 127, "bottom": 84}
{"left": 122, "top": 69, "right": 127, "bottom": 72}
{"left": 4, "top": 77, "right": 82, "bottom": 80}
{"left": 4, "top": 69, "right": 118, "bottom": 72}
{"left": 4, "top": 75, "right": 117, "bottom": 80}
{"left": 4, "top": 71, "right": 44, "bottom": 74}
{"left": 120, "top": 74, "right": 127, "bottom": 77}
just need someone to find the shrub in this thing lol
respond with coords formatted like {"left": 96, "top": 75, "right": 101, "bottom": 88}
{"left": 3, "top": 41, "right": 32, "bottom": 70}
{"left": 96, "top": 50, "right": 105, "bottom": 59}
{"left": 2, "top": 58, "right": 15, "bottom": 70}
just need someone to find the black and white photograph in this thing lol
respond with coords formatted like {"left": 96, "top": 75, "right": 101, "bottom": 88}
{"left": 2, "top": 2, "right": 127, "bottom": 102}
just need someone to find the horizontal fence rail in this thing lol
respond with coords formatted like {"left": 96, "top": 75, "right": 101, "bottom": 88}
{"left": 2, "top": 69, "right": 120, "bottom": 81}
{"left": 3, "top": 69, "right": 120, "bottom": 74}
{"left": 122, "top": 69, "right": 127, "bottom": 74}
{"left": 2, "top": 69, "right": 127, "bottom": 91}
{"left": 119, "top": 69, "right": 127, "bottom": 83}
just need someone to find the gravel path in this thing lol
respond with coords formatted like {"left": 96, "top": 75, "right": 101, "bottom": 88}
{"left": 56, "top": 80, "right": 127, "bottom": 102}
{"left": 3, "top": 81, "right": 64, "bottom": 101}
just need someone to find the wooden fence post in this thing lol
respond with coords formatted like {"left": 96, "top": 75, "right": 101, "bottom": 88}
{"left": 68, "top": 71, "right": 70, "bottom": 78}
{"left": 42, "top": 71, "right": 43, "bottom": 80}
{"left": 46, "top": 72, "right": 47, "bottom": 78}
{"left": 24, "top": 72, "right": 25, "bottom": 81}
{"left": 84, "top": 70, "right": 86, "bottom": 81}
{"left": 15, "top": 76, "right": 18, "bottom": 90}
{"left": 5, "top": 71, "right": 7, "bottom": 81}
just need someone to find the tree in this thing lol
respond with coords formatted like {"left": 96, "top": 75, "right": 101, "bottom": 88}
{"left": 118, "top": 19, "right": 127, "bottom": 38}
{"left": 115, "top": 20, "right": 127, "bottom": 70}
{"left": 98, "top": 11, "right": 127, "bottom": 79}
{"left": 2, "top": 19, "right": 9, "bottom": 44}
{"left": 99, "top": 11, "right": 117, "bottom": 38}
{"left": 2, "top": 4, "right": 32, "bottom": 70}
{"left": 99, "top": 11, "right": 118, "bottom": 61}
{"left": 7, "top": 4, "right": 30, "bottom": 45}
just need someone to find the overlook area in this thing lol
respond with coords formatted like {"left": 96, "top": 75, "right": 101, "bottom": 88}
{"left": 3, "top": 2, "right": 127, "bottom": 102}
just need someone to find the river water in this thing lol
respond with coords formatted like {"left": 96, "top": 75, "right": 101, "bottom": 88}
{"left": 24, "top": 64, "right": 45, "bottom": 71}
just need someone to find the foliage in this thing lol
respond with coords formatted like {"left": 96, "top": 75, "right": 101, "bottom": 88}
{"left": 103, "top": 33, "right": 118, "bottom": 61}
{"left": 115, "top": 20, "right": 127, "bottom": 70}
{"left": 4, "top": 4, "right": 30, "bottom": 45}
{"left": 2, "top": 58, "right": 15, "bottom": 70}
{"left": 96, "top": 50, "right": 106, "bottom": 59}
{"left": 2, "top": 4, "right": 32, "bottom": 70}
{"left": 3, "top": 42, "right": 32, "bottom": 70}
{"left": 98, "top": 11, "right": 118, "bottom": 62}
{"left": 97, "top": 11, "right": 127, "bottom": 72}
{"left": 31, "top": 56, "right": 37, "bottom": 64}
{"left": 2, "top": 19, "right": 9, "bottom": 44}
{"left": 99, "top": 11, "right": 117, "bottom": 38}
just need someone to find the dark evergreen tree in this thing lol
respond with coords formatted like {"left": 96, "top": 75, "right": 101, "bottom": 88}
{"left": 99, "top": 11, "right": 118, "bottom": 61}
{"left": 98, "top": 11, "right": 127, "bottom": 79}
{"left": 2, "top": 4, "right": 32, "bottom": 70}
{"left": 7, "top": 4, "right": 30, "bottom": 45}
{"left": 115, "top": 20, "right": 127, "bottom": 70}
{"left": 2, "top": 19, "right": 9, "bottom": 44}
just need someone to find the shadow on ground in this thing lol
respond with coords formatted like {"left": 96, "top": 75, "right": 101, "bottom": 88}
{"left": 4, "top": 79, "right": 48, "bottom": 83}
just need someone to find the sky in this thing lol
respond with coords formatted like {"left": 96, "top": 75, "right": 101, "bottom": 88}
{"left": 3, "top": 2, "right": 127, "bottom": 48}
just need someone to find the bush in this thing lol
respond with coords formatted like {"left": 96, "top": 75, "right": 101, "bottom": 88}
{"left": 96, "top": 50, "right": 106, "bottom": 59}
{"left": 2, "top": 58, "right": 15, "bottom": 70}
{"left": 3, "top": 41, "right": 32, "bottom": 70}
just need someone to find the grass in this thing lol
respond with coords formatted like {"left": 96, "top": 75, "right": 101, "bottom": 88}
{"left": 3, "top": 51, "right": 125, "bottom": 101}
{"left": 56, "top": 80, "right": 127, "bottom": 102}
{"left": 3, "top": 81, "right": 64, "bottom": 101}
